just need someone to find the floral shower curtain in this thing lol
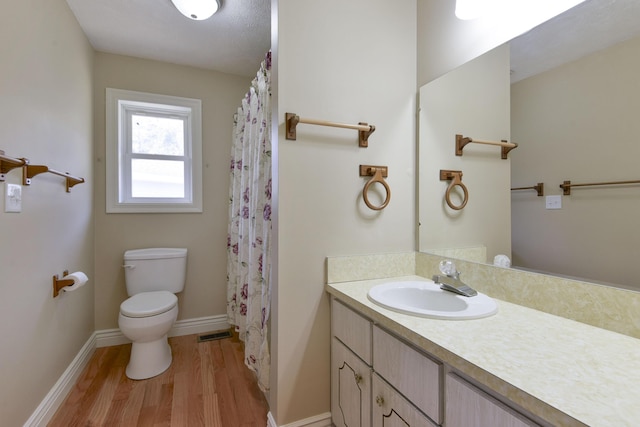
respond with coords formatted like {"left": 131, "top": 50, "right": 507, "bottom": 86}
{"left": 226, "top": 51, "right": 272, "bottom": 392}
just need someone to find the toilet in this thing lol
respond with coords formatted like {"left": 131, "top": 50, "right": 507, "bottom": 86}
{"left": 118, "top": 247, "right": 187, "bottom": 380}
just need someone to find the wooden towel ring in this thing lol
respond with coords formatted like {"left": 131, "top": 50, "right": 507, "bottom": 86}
{"left": 361, "top": 166, "right": 391, "bottom": 211}
{"left": 440, "top": 170, "right": 468, "bottom": 210}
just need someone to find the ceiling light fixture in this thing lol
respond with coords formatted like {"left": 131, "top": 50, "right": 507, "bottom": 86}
{"left": 170, "top": 0, "right": 220, "bottom": 21}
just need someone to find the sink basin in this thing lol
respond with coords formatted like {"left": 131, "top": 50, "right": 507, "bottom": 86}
{"left": 367, "top": 280, "right": 497, "bottom": 320}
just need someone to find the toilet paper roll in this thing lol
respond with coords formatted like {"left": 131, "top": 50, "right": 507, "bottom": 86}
{"left": 61, "top": 271, "right": 89, "bottom": 292}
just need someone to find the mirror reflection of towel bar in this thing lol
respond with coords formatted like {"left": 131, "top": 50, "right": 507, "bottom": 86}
{"left": 456, "top": 134, "right": 518, "bottom": 159}
{"left": 511, "top": 183, "right": 544, "bottom": 196}
{"left": 560, "top": 179, "right": 640, "bottom": 195}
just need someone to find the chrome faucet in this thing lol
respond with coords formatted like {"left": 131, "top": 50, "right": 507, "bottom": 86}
{"left": 432, "top": 260, "right": 477, "bottom": 297}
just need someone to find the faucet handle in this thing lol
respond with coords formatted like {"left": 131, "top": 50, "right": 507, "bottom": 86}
{"left": 439, "top": 259, "right": 458, "bottom": 277}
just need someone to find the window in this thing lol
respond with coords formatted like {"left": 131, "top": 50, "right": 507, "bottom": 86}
{"left": 106, "top": 89, "right": 203, "bottom": 213}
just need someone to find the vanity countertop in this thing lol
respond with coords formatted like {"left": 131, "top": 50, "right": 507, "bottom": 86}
{"left": 326, "top": 275, "right": 640, "bottom": 427}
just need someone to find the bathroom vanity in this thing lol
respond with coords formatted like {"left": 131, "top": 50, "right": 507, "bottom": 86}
{"left": 327, "top": 274, "right": 640, "bottom": 427}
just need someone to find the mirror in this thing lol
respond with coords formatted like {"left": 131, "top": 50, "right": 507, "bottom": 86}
{"left": 418, "top": 0, "right": 640, "bottom": 292}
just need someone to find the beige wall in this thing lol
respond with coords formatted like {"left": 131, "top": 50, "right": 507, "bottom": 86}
{"left": 511, "top": 35, "right": 640, "bottom": 291}
{"left": 273, "top": 0, "right": 416, "bottom": 423}
{"left": 0, "top": 0, "right": 94, "bottom": 425}
{"left": 418, "top": 44, "right": 511, "bottom": 262}
{"left": 93, "top": 53, "right": 251, "bottom": 329}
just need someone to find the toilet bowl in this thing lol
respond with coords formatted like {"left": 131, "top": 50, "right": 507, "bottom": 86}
{"left": 118, "top": 248, "right": 187, "bottom": 380}
{"left": 118, "top": 291, "right": 178, "bottom": 379}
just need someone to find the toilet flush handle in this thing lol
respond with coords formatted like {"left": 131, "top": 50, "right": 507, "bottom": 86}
{"left": 122, "top": 264, "right": 136, "bottom": 269}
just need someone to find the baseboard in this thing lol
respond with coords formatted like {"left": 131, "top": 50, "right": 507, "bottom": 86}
{"left": 267, "top": 411, "right": 332, "bottom": 427}
{"left": 23, "top": 332, "right": 97, "bottom": 427}
{"left": 25, "top": 315, "right": 229, "bottom": 426}
{"left": 96, "top": 314, "right": 230, "bottom": 347}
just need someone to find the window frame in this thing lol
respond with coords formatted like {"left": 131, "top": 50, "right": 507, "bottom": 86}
{"left": 106, "top": 88, "right": 203, "bottom": 213}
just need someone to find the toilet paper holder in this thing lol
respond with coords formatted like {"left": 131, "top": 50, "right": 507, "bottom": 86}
{"left": 53, "top": 270, "right": 88, "bottom": 297}
{"left": 53, "top": 270, "right": 73, "bottom": 297}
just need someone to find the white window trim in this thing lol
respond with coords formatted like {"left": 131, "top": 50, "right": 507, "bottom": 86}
{"left": 106, "top": 88, "right": 203, "bottom": 213}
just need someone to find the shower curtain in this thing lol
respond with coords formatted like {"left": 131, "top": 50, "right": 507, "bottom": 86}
{"left": 226, "top": 51, "right": 272, "bottom": 392}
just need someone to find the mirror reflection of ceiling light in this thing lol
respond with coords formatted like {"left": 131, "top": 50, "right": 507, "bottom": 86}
{"left": 170, "top": 0, "right": 220, "bottom": 21}
{"left": 455, "top": 0, "right": 588, "bottom": 22}
{"left": 455, "top": 0, "right": 485, "bottom": 20}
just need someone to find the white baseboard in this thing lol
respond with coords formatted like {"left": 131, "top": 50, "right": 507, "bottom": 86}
{"left": 25, "top": 315, "right": 229, "bottom": 426}
{"left": 23, "top": 333, "right": 97, "bottom": 427}
{"left": 96, "top": 314, "right": 230, "bottom": 347}
{"left": 267, "top": 411, "right": 332, "bottom": 427}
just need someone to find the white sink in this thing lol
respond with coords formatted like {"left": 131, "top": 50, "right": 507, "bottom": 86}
{"left": 367, "top": 280, "right": 498, "bottom": 320}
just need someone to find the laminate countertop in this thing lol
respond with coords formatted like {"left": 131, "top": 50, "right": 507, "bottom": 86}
{"left": 326, "top": 275, "right": 640, "bottom": 427}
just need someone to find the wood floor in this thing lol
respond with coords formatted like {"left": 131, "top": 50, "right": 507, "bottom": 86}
{"left": 48, "top": 333, "right": 269, "bottom": 427}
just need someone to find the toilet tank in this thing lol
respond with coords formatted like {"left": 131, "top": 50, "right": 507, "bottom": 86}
{"left": 123, "top": 248, "right": 187, "bottom": 295}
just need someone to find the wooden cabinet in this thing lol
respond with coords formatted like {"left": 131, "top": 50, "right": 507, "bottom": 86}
{"left": 373, "top": 326, "right": 442, "bottom": 424}
{"left": 331, "top": 297, "right": 547, "bottom": 427}
{"left": 372, "top": 374, "right": 438, "bottom": 427}
{"left": 445, "top": 374, "right": 539, "bottom": 427}
{"left": 331, "top": 338, "right": 372, "bottom": 427}
{"left": 331, "top": 300, "right": 439, "bottom": 427}
{"left": 332, "top": 298, "right": 372, "bottom": 364}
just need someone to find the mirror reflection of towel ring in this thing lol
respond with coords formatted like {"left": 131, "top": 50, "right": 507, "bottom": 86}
{"left": 363, "top": 167, "right": 391, "bottom": 210}
{"left": 440, "top": 170, "right": 468, "bottom": 210}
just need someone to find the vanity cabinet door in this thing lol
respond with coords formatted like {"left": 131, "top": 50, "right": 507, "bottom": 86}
{"left": 446, "top": 373, "right": 539, "bottom": 427}
{"left": 332, "top": 337, "right": 372, "bottom": 427}
{"left": 372, "top": 374, "right": 438, "bottom": 427}
{"left": 373, "top": 326, "right": 442, "bottom": 424}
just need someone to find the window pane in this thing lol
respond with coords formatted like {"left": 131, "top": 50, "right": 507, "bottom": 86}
{"left": 131, "top": 159, "right": 185, "bottom": 198}
{"left": 132, "top": 114, "right": 184, "bottom": 155}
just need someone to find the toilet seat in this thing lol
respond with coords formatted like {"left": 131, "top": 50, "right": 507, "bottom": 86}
{"left": 120, "top": 291, "right": 177, "bottom": 318}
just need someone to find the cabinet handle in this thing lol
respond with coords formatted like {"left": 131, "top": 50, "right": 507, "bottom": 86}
{"left": 375, "top": 395, "right": 385, "bottom": 407}
{"left": 354, "top": 373, "right": 363, "bottom": 384}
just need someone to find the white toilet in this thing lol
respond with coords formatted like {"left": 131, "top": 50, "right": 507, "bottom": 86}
{"left": 118, "top": 247, "right": 187, "bottom": 380}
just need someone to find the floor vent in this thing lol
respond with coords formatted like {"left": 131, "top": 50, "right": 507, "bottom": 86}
{"left": 198, "top": 330, "right": 232, "bottom": 342}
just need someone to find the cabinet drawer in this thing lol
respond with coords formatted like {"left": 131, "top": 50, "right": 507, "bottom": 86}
{"left": 372, "top": 374, "right": 438, "bottom": 427}
{"left": 446, "top": 373, "right": 540, "bottom": 427}
{"left": 332, "top": 299, "right": 372, "bottom": 364}
{"left": 373, "top": 326, "right": 442, "bottom": 424}
{"left": 331, "top": 338, "right": 372, "bottom": 427}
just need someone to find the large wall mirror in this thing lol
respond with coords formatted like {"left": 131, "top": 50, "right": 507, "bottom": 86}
{"left": 419, "top": 0, "right": 640, "bottom": 292}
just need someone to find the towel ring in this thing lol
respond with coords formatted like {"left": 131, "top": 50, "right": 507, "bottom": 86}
{"left": 440, "top": 170, "right": 468, "bottom": 210}
{"left": 362, "top": 166, "right": 391, "bottom": 211}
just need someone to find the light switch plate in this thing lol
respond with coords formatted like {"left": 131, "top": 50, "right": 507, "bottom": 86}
{"left": 5, "top": 183, "right": 22, "bottom": 213}
{"left": 545, "top": 195, "right": 562, "bottom": 210}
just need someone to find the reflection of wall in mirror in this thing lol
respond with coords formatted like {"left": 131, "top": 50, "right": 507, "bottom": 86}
{"left": 511, "top": 34, "right": 640, "bottom": 291}
{"left": 419, "top": 44, "right": 511, "bottom": 263}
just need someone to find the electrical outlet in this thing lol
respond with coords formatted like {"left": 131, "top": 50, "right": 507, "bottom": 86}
{"left": 5, "top": 183, "right": 22, "bottom": 213}
{"left": 545, "top": 195, "right": 562, "bottom": 210}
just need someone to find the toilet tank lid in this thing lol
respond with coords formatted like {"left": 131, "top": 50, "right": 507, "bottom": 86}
{"left": 124, "top": 248, "right": 187, "bottom": 260}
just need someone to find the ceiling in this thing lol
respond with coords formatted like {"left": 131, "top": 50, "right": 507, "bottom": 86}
{"left": 66, "top": 0, "right": 639, "bottom": 83}
{"left": 65, "top": 0, "right": 271, "bottom": 78}
{"left": 510, "top": 0, "right": 640, "bottom": 82}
